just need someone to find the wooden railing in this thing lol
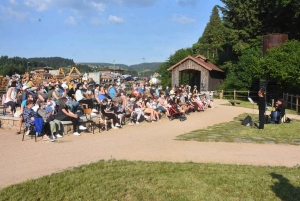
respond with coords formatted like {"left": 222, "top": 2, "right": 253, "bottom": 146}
{"left": 217, "top": 91, "right": 299, "bottom": 112}
{"left": 282, "top": 93, "right": 300, "bottom": 113}
{"left": 217, "top": 90, "right": 258, "bottom": 101}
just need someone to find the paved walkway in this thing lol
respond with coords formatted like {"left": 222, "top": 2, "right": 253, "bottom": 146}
{"left": 0, "top": 99, "right": 300, "bottom": 188}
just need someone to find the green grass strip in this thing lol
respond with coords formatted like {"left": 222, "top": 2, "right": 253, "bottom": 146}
{"left": 0, "top": 160, "right": 300, "bottom": 200}
{"left": 177, "top": 113, "right": 300, "bottom": 145}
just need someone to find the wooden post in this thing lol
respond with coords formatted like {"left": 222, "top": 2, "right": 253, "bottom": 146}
{"left": 271, "top": 99, "right": 274, "bottom": 108}
{"left": 296, "top": 95, "right": 299, "bottom": 113}
{"left": 234, "top": 90, "right": 236, "bottom": 100}
{"left": 220, "top": 90, "right": 223, "bottom": 99}
{"left": 291, "top": 94, "right": 293, "bottom": 110}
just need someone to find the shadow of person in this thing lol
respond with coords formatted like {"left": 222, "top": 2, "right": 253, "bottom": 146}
{"left": 270, "top": 173, "right": 300, "bottom": 201}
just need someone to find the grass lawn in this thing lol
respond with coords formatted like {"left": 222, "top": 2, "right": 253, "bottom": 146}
{"left": 0, "top": 160, "right": 299, "bottom": 201}
{"left": 221, "top": 100, "right": 298, "bottom": 115}
{"left": 177, "top": 113, "right": 300, "bottom": 145}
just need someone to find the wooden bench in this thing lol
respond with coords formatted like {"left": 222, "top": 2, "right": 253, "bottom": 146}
{"left": 228, "top": 100, "right": 241, "bottom": 106}
{"left": 60, "top": 117, "right": 87, "bottom": 135}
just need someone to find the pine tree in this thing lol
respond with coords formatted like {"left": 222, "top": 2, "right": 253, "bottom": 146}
{"left": 193, "top": 6, "right": 226, "bottom": 63}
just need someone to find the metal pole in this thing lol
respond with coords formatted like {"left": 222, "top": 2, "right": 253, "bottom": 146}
{"left": 142, "top": 58, "right": 145, "bottom": 78}
{"left": 113, "top": 60, "right": 115, "bottom": 75}
{"left": 113, "top": 60, "right": 115, "bottom": 82}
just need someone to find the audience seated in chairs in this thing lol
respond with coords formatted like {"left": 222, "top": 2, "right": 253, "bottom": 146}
{"left": 125, "top": 97, "right": 136, "bottom": 125}
{"left": 37, "top": 102, "right": 62, "bottom": 141}
{"left": 75, "top": 83, "right": 94, "bottom": 110}
{"left": 55, "top": 97, "right": 86, "bottom": 136}
{"left": 144, "top": 97, "right": 157, "bottom": 122}
{"left": 52, "top": 82, "right": 67, "bottom": 112}
{"left": 10, "top": 80, "right": 218, "bottom": 137}
{"left": 99, "top": 98, "right": 120, "bottom": 129}
{"left": 134, "top": 97, "right": 146, "bottom": 124}
{"left": 23, "top": 100, "right": 44, "bottom": 140}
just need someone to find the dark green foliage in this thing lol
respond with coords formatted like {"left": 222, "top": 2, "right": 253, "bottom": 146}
{"left": 257, "top": 40, "right": 300, "bottom": 93}
{"left": 0, "top": 56, "right": 75, "bottom": 76}
{"left": 28, "top": 57, "right": 75, "bottom": 69}
{"left": 220, "top": 48, "right": 261, "bottom": 90}
{"left": 194, "top": 6, "right": 227, "bottom": 63}
{"left": 219, "top": 0, "right": 300, "bottom": 55}
{"left": 167, "top": 0, "right": 300, "bottom": 92}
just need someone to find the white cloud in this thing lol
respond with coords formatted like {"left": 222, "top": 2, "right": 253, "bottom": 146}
{"left": 24, "top": 0, "right": 51, "bottom": 12}
{"left": 91, "top": 1, "right": 105, "bottom": 12}
{"left": 90, "top": 17, "right": 105, "bottom": 25}
{"left": 172, "top": 14, "right": 195, "bottom": 24}
{"left": 9, "top": 0, "right": 18, "bottom": 5}
{"left": 108, "top": 15, "right": 124, "bottom": 24}
{"left": 176, "top": 0, "right": 197, "bottom": 7}
{"left": 98, "top": 0, "right": 159, "bottom": 7}
{"left": 1, "top": 5, "right": 27, "bottom": 20}
{"left": 65, "top": 16, "right": 77, "bottom": 25}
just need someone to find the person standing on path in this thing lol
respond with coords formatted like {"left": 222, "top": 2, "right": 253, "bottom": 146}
{"left": 257, "top": 89, "right": 266, "bottom": 130}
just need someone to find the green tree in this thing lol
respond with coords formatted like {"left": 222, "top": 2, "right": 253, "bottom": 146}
{"left": 219, "top": 0, "right": 300, "bottom": 56}
{"left": 256, "top": 40, "right": 300, "bottom": 92}
{"left": 220, "top": 48, "right": 261, "bottom": 90}
{"left": 194, "top": 6, "right": 226, "bottom": 62}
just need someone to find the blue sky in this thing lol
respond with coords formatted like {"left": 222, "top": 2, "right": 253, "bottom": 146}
{"left": 0, "top": 0, "right": 223, "bottom": 65}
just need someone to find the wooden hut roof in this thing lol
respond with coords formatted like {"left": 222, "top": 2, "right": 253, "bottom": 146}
{"left": 167, "top": 55, "right": 224, "bottom": 72}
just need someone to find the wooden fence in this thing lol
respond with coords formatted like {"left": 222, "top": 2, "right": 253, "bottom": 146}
{"left": 282, "top": 93, "right": 300, "bottom": 112}
{"left": 217, "top": 90, "right": 258, "bottom": 101}
{"left": 217, "top": 91, "right": 299, "bottom": 112}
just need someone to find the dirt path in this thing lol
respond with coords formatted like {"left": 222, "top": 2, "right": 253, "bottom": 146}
{"left": 0, "top": 99, "right": 300, "bottom": 188}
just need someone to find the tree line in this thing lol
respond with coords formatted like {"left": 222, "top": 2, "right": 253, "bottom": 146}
{"left": 157, "top": 0, "right": 300, "bottom": 93}
{"left": 0, "top": 56, "right": 75, "bottom": 76}
{"left": 0, "top": 56, "right": 160, "bottom": 78}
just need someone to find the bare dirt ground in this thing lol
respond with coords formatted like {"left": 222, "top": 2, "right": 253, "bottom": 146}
{"left": 0, "top": 99, "right": 300, "bottom": 188}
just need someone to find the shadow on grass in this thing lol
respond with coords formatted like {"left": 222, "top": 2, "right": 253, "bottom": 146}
{"left": 270, "top": 173, "right": 300, "bottom": 201}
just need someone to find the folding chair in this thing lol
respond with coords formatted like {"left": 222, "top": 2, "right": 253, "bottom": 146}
{"left": 22, "top": 117, "right": 44, "bottom": 142}
{"left": 2, "top": 94, "right": 7, "bottom": 116}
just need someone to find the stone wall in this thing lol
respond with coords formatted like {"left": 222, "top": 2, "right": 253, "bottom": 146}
{"left": 0, "top": 117, "right": 24, "bottom": 131}
{"left": 0, "top": 117, "right": 88, "bottom": 134}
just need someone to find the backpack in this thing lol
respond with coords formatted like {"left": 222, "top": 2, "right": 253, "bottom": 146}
{"left": 242, "top": 115, "right": 252, "bottom": 126}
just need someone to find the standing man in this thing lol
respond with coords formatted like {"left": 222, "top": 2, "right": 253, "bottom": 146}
{"left": 257, "top": 89, "right": 266, "bottom": 130}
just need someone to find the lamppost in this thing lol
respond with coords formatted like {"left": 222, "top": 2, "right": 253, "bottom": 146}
{"left": 142, "top": 58, "right": 145, "bottom": 78}
{"left": 27, "top": 62, "right": 30, "bottom": 72}
{"left": 113, "top": 60, "right": 115, "bottom": 75}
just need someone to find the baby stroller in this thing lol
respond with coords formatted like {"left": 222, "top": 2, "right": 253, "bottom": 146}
{"left": 167, "top": 104, "right": 187, "bottom": 121}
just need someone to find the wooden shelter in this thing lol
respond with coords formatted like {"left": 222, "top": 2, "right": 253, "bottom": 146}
{"left": 167, "top": 55, "right": 224, "bottom": 91}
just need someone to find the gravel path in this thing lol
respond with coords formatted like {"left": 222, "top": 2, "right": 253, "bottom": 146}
{"left": 0, "top": 99, "right": 300, "bottom": 188}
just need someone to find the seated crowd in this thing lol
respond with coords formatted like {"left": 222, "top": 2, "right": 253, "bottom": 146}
{"left": 4, "top": 79, "right": 214, "bottom": 142}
